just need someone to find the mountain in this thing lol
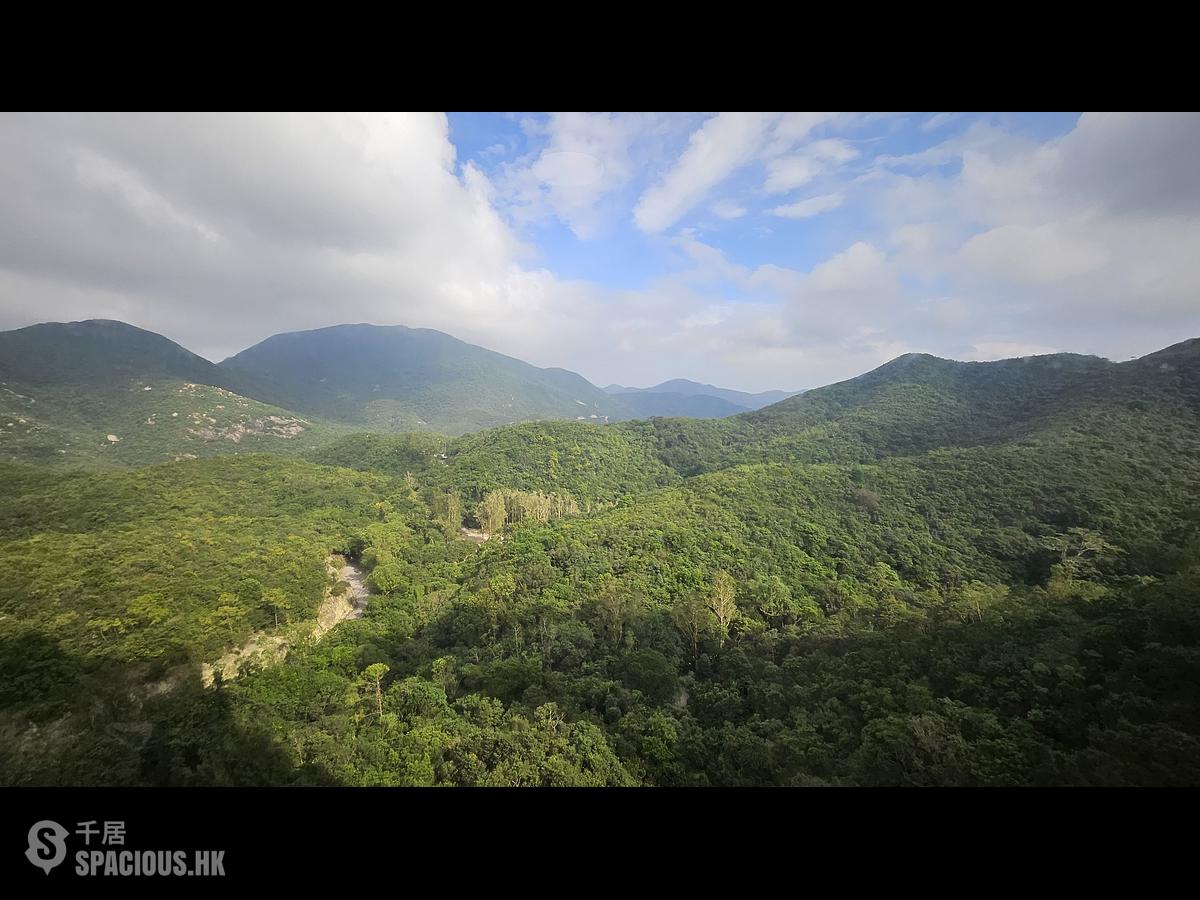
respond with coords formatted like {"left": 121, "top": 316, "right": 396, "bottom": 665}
{"left": 0, "top": 319, "right": 231, "bottom": 387}
{"left": 742, "top": 345, "right": 1200, "bottom": 444}
{"left": 8, "top": 318, "right": 1199, "bottom": 473}
{"left": 0, "top": 320, "right": 343, "bottom": 466}
{"left": 0, "top": 320, "right": 803, "bottom": 463}
{"left": 632, "top": 342, "right": 1200, "bottom": 476}
{"left": 604, "top": 377, "right": 799, "bottom": 412}
{"left": 219, "top": 323, "right": 629, "bottom": 434}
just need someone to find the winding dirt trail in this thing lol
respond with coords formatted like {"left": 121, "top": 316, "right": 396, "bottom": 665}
{"left": 343, "top": 562, "right": 370, "bottom": 618}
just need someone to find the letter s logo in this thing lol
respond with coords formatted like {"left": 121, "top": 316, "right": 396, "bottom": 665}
{"left": 25, "top": 820, "right": 68, "bottom": 874}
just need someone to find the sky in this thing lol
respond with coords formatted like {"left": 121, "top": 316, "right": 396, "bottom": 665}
{"left": 1, "top": 111, "right": 1198, "bottom": 392}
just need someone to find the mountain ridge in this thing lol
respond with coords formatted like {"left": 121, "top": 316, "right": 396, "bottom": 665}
{"left": 217, "top": 322, "right": 628, "bottom": 433}
{"left": 604, "top": 377, "right": 799, "bottom": 411}
{"left": 3, "top": 317, "right": 1199, "bottom": 470}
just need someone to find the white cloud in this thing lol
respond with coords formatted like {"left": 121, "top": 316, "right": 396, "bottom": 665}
{"left": 960, "top": 222, "right": 1110, "bottom": 285}
{"left": 0, "top": 112, "right": 838, "bottom": 390}
{"left": 0, "top": 113, "right": 548, "bottom": 362}
{"left": 764, "top": 156, "right": 821, "bottom": 194}
{"left": 712, "top": 200, "right": 747, "bottom": 219}
{"left": 920, "top": 113, "right": 958, "bottom": 132}
{"left": 761, "top": 113, "right": 839, "bottom": 156}
{"left": 633, "top": 112, "right": 777, "bottom": 234}
{"left": 72, "top": 149, "right": 223, "bottom": 243}
{"left": 806, "top": 241, "right": 891, "bottom": 293}
{"left": 626, "top": 113, "right": 849, "bottom": 233}
{"left": 808, "top": 139, "right": 860, "bottom": 164}
{"left": 764, "top": 139, "right": 859, "bottom": 195}
{"left": 865, "top": 114, "right": 1200, "bottom": 356}
{"left": 770, "top": 193, "right": 844, "bottom": 219}
{"left": 494, "top": 112, "right": 661, "bottom": 239}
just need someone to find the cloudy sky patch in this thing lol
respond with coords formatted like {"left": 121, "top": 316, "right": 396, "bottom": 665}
{"left": 1, "top": 111, "right": 1197, "bottom": 391}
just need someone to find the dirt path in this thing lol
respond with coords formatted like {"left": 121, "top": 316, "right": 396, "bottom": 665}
{"left": 460, "top": 526, "right": 490, "bottom": 544}
{"left": 201, "top": 556, "right": 370, "bottom": 686}
{"left": 313, "top": 557, "right": 370, "bottom": 639}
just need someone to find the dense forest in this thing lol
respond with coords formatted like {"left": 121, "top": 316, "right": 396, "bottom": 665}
{"left": 1, "top": 334, "right": 1198, "bottom": 786}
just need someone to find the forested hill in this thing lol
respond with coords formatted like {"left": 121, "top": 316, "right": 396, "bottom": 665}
{"left": 610, "top": 391, "right": 748, "bottom": 420}
{"left": 1133, "top": 336, "right": 1200, "bottom": 379}
{"left": 0, "top": 319, "right": 232, "bottom": 387}
{"left": 0, "top": 319, "right": 802, "bottom": 461}
{"left": 633, "top": 342, "right": 1200, "bottom": 476}
{"left": 747, "top": 343, "right": 1200, "bottom": 433}
{"left": 0, "top": 320, "right": 348, "bottom": 467}
{"left": 218, "top": 323, "right": 629, "bottom": 434}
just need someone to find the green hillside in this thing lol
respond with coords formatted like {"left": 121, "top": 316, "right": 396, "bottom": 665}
{"left": 0, "top": 377, "right": 349, "bottom": 467}
{"left": 0, "top": 320, "right": 800, "bottom": 467}
{"left": 219, "top": 323, "right": 630, "bottom": 434}
{"left": 3, "top": 334, "right": 1199, "bottom": 787}
{"left": 0, "top": 319, "right": 234, "bottom": 387}
{"left": 0, "top": 320, "right": 351, "bottom": 467}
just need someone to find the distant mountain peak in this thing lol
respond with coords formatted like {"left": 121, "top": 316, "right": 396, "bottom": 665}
{"left": 217, "top": 322, "right": 625, "bottom": 434}
{"left": 0, "top": 318, "right": 228, "bottom": 387}
{"left": 603, "top": 377, "right": 799, "bottom": 411}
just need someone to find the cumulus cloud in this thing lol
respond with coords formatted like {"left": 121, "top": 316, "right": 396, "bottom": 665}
{"left": 491, "top": 112, "right": 678, "bottom": 239}
{"left": 867, "top": 113, "right": 1200, "bottom": 361}
{"left": 0, "top": 113, "right": 548, "bottom": 361}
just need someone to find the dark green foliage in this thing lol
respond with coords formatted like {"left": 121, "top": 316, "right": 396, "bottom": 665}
{"left": 306, "top": 432, "right": 449, "bottom": 478}
{"left": 0, "top": 456, "right": 398, "bottom": 664}
{"left": 0, "top": 319, "right": 236, "bottom": 388}
{"left": 442, "top": 420, "right": 680, "bottom": 506}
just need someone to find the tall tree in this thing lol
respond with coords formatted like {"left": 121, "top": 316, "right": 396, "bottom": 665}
{"left": 1042, "top": 528, "right": 1123, "bottom": 582}
{"left": 477, "top": 491, "right": 507, "bottom": 534}
{"left": 707, "top": 570, "right": 738, "bottom": 646}
{"left": 672, "top": 595, "right": 715, "bottom": 670}
{"left": 362, "top": 663, "right": 390, "bottom": 721}
{"left": 262, "top": 588, "right": 292, "bottom": 629}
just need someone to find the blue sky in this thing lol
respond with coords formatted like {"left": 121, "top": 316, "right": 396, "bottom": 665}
{"left": 449, "top": 112, "right": 1081, "bottom": 293}
{"left": 2, "top": 112, "right": 1198, "bottom": 392}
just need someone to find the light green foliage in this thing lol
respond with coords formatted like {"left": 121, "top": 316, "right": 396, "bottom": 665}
{"left": 0, "top": 377, "right": 353, "bottom": 469}
{"left": 474, "top": 487, "right": 578, "bottom": 532}
{"left": 0, "top": 456, "right": 398, "bottom": 664}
